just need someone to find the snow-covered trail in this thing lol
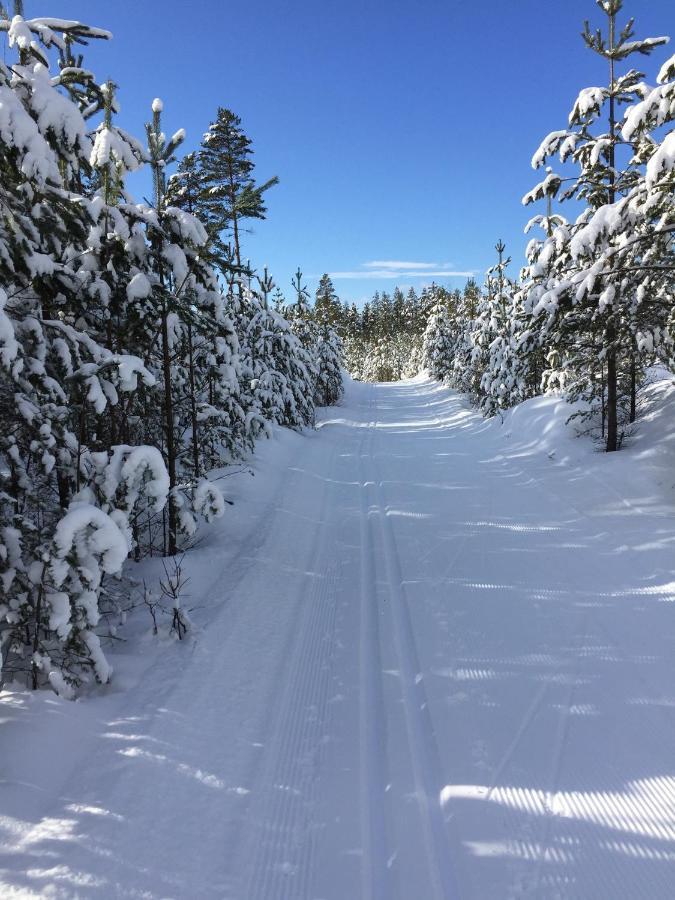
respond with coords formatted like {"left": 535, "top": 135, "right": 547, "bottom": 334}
{"left": 2, "top": 377, "right": 675, "bottom": 899}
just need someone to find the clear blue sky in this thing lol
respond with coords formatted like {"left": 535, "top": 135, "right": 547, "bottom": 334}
{"left": 10, "top": 0, "right": 674, "bottom": 305}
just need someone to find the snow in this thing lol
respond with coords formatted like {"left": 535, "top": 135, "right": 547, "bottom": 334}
{"left": 25, "top": 63, "right": 90, "bottom": 156}
{"left": 0, "top": 82, "right": 61, "bottom": 184}
{"left": 11, "top": 18, "right": 113, "bottom": 44}
{"left": 0, "top": 288, "right": 19, "bottom": 367}
{"left": 621, "top": 72, "right": 675, "bottom": 142}
{"left": 111, "top": 353, "right": 154, "bottom": 392}
{"left": 646, "top": 130, "right": 675, "bottom": 188}
{"left": 165, "top": 206, "right": 208, "bottom": 246}
{"left": 47, "top": 591, "right": 71, "bottom": 638}
{"left": 658, "top": 52, "right": 675, "bottom": 84}
{"left": 2, "top": 375, "right": 675, "bottom": 898}
{"left": 194, "top": 479, "right": 226, "bottom": 522}
{"left": 125, "top": 271, "right": 151, "bottom": 301}
{"left": 531, "top": 130, "right": 579, "bottom": 168}
{"left": 98, "top": 444, "right": 169, "bottom": 513}
{"left": 52, "top": 503, "right": 129, "bottom": 581}
{"left": 521, "top": 170, "right": 561, "bottom": 206}
{"left": 89, "top": 123, "right": 146, "bottom": 172}
{"left": 162, "top": 242, "right": 189, "bottom": 284}
{"left": 7, "top": 16, "right": 35, "bottom": 55}
{"left": 570, "top": 202, "right": 623, "bottom": 259}
{"left": 569, "top": 85, "right": 606, "bottom": 122}
{"left": 170, "top": 127, "right": 186, "bottom": 146}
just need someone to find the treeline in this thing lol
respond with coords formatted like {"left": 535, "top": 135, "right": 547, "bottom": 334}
{"left": 307, "top": 279, "right": 466, "bottom": 382}
{"left": 0, "top": 8, "right": 342, "bottom": 695}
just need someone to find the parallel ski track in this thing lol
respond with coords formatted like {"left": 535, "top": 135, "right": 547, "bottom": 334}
{"left": 243, "top": 438, "right": 342, "bottom": 900}
{"left": 357, "top": 386, "right": 392, "bottom": 900}
{"left": 366, "top": 383, "right": 462, "bottom": 900}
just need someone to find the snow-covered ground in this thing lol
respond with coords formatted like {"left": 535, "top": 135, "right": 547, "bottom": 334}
{"left": 2, "top": 374, "right": 675, "bottom": 899}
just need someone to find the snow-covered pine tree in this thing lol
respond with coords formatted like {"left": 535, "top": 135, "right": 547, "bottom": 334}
{"left": 143, "top": 98, "right": 239, "bottom": 546}
{"left": 314, "top": 274, "right": 342, "bottom": 330}
{"left": 0, "top": 10, "right": 169, "bottom": 694}
{"left": 144, "top": 97, "right": 189, "bottom": 555}
{"left": 164, "top": 151, "right": 251, "bottom": 469}
{"left": 615, "top": 50, "right": 675, "bottom": 373}
{"left": 238, "top": 285, "right": 316, "bottom": 430}
{"left": 516, "top": 168, "right": 566, "bottom": 398}
{"left": 421, "top": 295, "right": 453, "bottom": 382}
{"left": 313, "top": 326, "right": 344, "bottom": 407}
{"left": 363, "top": 338, "right": 397, "bottom": 382}
{"left": 524, "top": 0, "right": 669, "bottom": 450}
{"left": 284, "top": 268, "right": 344, "bottom": 407}
{"left": 341, "top": 299, "right": 368, "bottom": 381}
{"left": 285, "top": 267, "right": 320, "bottom": 396}
{"left": 448, "top": 279, "right": 482, "bottom": 397}
{"left": 478, "top": 242, "right": 531, "bottom": 416}
{"left": 343, "top": 331, "right": 367, "bottom": 381}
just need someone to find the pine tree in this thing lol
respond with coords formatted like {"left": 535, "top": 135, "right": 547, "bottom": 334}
{"left": 478, "top": 244, "right": 531, "bottom": 416}
{"left": 286, "top": 267, "right": 320, "bottom": 396}
{"left": 0, "top": 10, "right": 169, "bottom": 694}
{"left": 524, "top": 0, "right": 669, "bottom": 450}
{"left": 313, "top": 327, "right": 344, "bottom": 406}
{"left": 239, "top": 286, "right": 316, "bottom": 430}
{"left": 314, "top": 274, "right": 341, "bottom": 328}
{"left": 363, "top": 338, "right": 397, "bottom": 382}
{"left": 197, "top": 107, "right": 278, "bottom": 275}
{"left": 446, "top": 280, "right": 482, "bottom": 397}
{"left": 421, "top": 299, "right": 454, "bottom": 382}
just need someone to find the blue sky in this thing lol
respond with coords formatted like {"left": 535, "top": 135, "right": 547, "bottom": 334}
{"left": 11, "top": 0, "right": 674, "bottom": 305}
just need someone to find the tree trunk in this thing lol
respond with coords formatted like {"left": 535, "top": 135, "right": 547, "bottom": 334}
{"left": 601, "top": 360, "right": 606, "bottom": 440}
{"left": 232, "top": 209, "right": 241, "bottom": 272}
{"left": 31, "top": 582, "right": 44, "bottom": 690}
{"left": 605, "top": 12, "right": 618, "bottom": 455}
{"left": 606, "top": 328, "right": 618, "bottom": 452}
{"left": 629, "top": 350, "right": 637, "bottom": 423}
{"left": 188, "top": 322, "right": 200, "bottom": 479}
{"left": 161, "top": 307, "right": 178, "bottom": 555}
{"left": 226, "top": 157, "right": 243, "bottom": 296}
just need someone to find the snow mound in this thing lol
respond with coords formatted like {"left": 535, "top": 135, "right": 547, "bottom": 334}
{"left": 495, "top": 393, "right": 585, "bottom": 464}
{"left": 491, "top": 368, "right": 675, "bottom": 514}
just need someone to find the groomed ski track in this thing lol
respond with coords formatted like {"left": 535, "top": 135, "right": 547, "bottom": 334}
{"left": 2, "top": 376, "right": 675, "bottom": 899}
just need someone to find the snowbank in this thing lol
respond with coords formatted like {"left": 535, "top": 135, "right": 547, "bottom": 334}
{"left": 486, "top": 367, "right": 675, "bottom": 516}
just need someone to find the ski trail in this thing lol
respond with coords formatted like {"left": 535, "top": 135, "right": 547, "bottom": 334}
{"left": 4, "top": 377, "right": 675, "bottom": 899}
{"left": 357, "top": 387, "right": 391, "bottom": 900}
{"left": 524, "top": 611, "right": 590, "bottom": 898}
{"left": 366, "top": 384, "right": 462, "bottom": 900}
{"left": 593, "top": 617, "right": 675, "bottom": 740}
{"left": 486, "top": 681, "right": 549, "bottom": 801}
{"left": 242, "top": 439, "right": 342, "bottom": 900}
{"left": 485, "top": 608, "right": 593, "bottom": 803}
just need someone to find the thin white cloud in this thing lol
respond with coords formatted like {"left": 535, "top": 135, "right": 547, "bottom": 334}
{"left": 329, "top": 269, "right": 475, "bottom": 279}
{"left": 363, "top": 260, "right": 443, "bottom": 270}
{"left": 326, "top": 258, "right": 473, "bottom": 280}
